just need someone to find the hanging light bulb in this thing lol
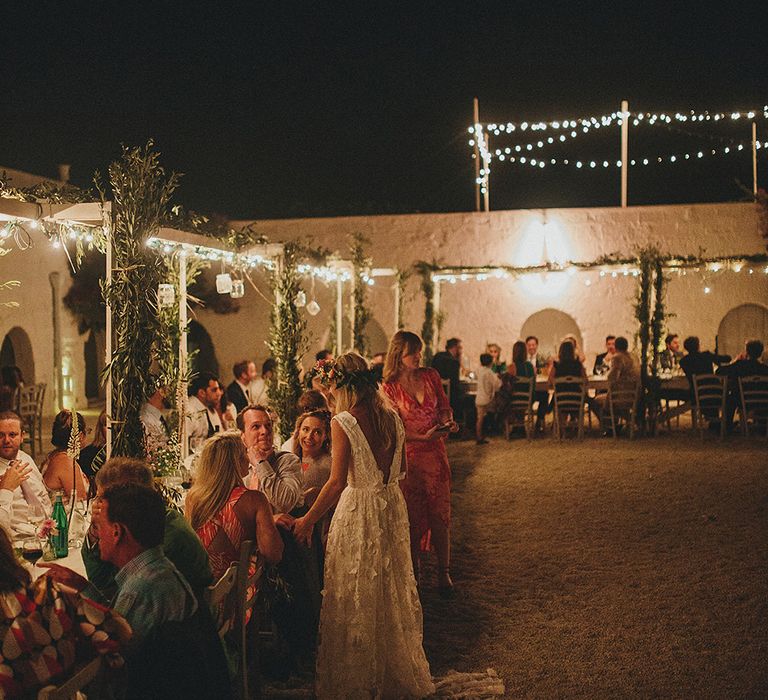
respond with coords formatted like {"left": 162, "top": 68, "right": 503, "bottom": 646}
{"left": 157, "top": 284, "right": 175, "bottom": 308}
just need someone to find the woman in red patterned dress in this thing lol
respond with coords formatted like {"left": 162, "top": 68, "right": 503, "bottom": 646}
{"left": 185, "top": 431, "right": 283, "bottom": 579}
{"left": 382, "top": 331, "right": 459, "bottom": 597}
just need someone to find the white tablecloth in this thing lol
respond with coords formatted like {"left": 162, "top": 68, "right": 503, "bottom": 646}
{"left": 31, "top": 545, "right": 87, "bottom": 578}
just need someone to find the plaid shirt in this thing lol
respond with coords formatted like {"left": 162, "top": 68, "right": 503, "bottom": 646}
{"left": 113, "top": 545, "right": 197, "bottom": 649}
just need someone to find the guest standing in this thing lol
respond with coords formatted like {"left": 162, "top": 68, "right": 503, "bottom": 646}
{"left": 475, "top": 353, "right": 501, "bottom": 444}
{"left": 382, "top": 330, "right": 457, "bottom": 596}
{"left": 431, "top": 337, "right": 465, "bottom": 422}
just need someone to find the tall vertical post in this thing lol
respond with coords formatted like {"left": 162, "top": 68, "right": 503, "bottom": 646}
{"left": 621, "top": 99, "right": 629, "bottom": 208}
{"left": 335, "top": 277, "right": 343, "bottom": 354}
{"left": 433, "top": 277, "right": 442, "bottom": 350}
{"left": 393, "top": 278, "right": 400, "bottom": 333}
{"left": 48, "top": 272, "right": 62, "bottom": 410}
{"left": 473, "top": 98, "right": 481, "bottom": 212}
{"left": 483, "top": 134, "right": 490, "bottom": 212}
{"left": 752, "top": 121, "right": 758, "bottom": 196}
{"left": 178, "top": 251, "right": 188, "bottom": 460}
{"left": 103, "top": 210, "right": 112, "bottom": 458}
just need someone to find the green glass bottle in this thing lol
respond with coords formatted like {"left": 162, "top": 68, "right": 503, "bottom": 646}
{"left": 51, "top": 491, "right": 69, "bottom": 558}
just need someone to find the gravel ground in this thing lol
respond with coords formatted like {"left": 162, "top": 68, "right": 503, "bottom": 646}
{"left": 419, "top": 432, "right": 768, "bottom": 699}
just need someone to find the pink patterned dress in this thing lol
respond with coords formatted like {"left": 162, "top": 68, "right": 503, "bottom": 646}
{"left": 383, "top": 368, "right": 452, "bottom": 547}
{"left": 195, "top": 486, "right": 248, "bottom": 580}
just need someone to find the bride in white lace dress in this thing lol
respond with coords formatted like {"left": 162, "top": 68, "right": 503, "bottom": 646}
{"left": 293, "top": 352, "right": 435, "bottom": 698}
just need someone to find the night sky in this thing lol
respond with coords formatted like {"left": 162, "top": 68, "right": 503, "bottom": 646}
{"left": 2, "top": 2, "right": 767, "bottom": 219}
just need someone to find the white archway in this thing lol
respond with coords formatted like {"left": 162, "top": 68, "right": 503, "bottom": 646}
{"left": 717, "top": 303, "right": 768, "bottom": 359}
{"left": 520, "top": 309, "right": 583, "bottom": 359}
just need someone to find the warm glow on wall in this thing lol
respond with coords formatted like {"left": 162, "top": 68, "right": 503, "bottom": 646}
{"left": 515, "top": 217, "right": 571, "bottom": 296}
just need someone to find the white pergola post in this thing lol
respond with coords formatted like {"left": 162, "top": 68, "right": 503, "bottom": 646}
{"left": 178, "top": 251, "right": 188, "bottom": 460}
{"left": 335, "top": 277, "right": 344, "bottom": 354}
{"left": 621, "top": 99, "right": 629, "bottom": 208}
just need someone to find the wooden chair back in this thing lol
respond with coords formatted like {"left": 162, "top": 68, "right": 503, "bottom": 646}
{"left": 205, "top": 562, "right": 238, "bottom": 639}
{"left": 503, "top": 376, "right": 534, "bottom": 439}
{"left": 606, "top": 381, "right": 640, "bottom": 439}
{"left": 692, "top": 374, "right": 727, "bottom": 439}
{"left": 738, "top": 375, "right": 768, "bottom": 438}
{"left": 37, "top": 656, "right": 103, "bottom": 700}
{"left": 552, "top": 376, "right": 586, "bottom": 439}
{"left": 234, "top": 540, "right": 264, "bottom": 700}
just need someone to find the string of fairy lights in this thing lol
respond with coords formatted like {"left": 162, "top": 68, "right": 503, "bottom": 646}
{"left": 468, "top": 105, "right": 768, "bottom": 180}
{"left": 429, "top": 256, "right": 768, "bottom": 295}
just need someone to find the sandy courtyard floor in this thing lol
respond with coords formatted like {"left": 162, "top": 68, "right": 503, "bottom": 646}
{"left": 419, "top": 433, "right": 768, "bottom": 698}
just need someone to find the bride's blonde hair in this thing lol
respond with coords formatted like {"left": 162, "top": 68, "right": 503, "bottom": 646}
{"left": 333, "top": 352, "right": 398, "bottom": 450}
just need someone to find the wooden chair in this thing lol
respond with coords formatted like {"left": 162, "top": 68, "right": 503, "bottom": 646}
{"left": 738, "top": 375, "right": 768, "bottom": 438}
{"left": 692, "top": 374, "right": 727, "bottom": 440}
{"left": 552, "top": 376, "right": 586, "bottom": 440}
{"left": 503, "top": 376, "right": 534, "bottom": 440}
{"left": 234, "top": 540, "right": 265, "bottom": 700}
{"left": 205, "top": 562, "right": 239, "bottom": 640}
{"left": 605, "top": 381, "right": 640, "bottom": 439}
{"left": 37, "top": 656, "right": 103, "bottom": 699}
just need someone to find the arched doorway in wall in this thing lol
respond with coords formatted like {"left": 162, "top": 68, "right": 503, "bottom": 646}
{"left": 0, "top": 327, "right": 35, "bottom": 384}
{"left": 188, "top": 320, "right": 220, "bottom": 377}
{"left": 717, "top": 304, "right": 768, "bottom": 358}
{"left": 520, "top": 309, "right": 583, "bottom": 359}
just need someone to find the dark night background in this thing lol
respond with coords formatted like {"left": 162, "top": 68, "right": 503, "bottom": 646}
{"left": 2, "top": 2, "right": 766, "bottom": 219}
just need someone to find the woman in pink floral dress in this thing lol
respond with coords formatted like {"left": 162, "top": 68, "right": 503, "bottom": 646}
{"left": 382, "top": 331, "right": 458, "bottom": 597}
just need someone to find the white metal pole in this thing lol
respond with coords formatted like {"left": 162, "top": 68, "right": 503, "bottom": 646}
{"left": 483, "top": 133, "right": 490, "bottom": 212}
{"left": 393, "top": 278, "right": 400, "bottom": 333}
{"left": 335, "top": 277, "right": 343, "bottom": 354}
{"left": 349, "top": 270, "right": 356, "bottom": 352}
{"left": 752, "top": 121, "right": 758, "bottom": 196}
{"left": 473, "top": 98, "right": 481, "bottom": 212}
{"left": 433, "top": 277, "right": 442, "bottom": 350}
{"left": 178, "top": 251, "right": 189, "bottom": 461}
{"left": 621, "top": 100, "right": 629, "bottom": 208}
{"left": 104, "top": 212, "right": 113, "bottom": 459}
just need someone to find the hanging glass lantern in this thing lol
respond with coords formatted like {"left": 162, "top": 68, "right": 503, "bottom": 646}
{"left": 230, "top": 279, "right": 245, "bottom": 298}
{"left": 306, "top": 299, "right": 321, "bottom": 316}
{"left": 216, "top": 273, "right": 233, "bottom": 294}
{"left": 157, "top": 283, "right": 175, "bottom": 308}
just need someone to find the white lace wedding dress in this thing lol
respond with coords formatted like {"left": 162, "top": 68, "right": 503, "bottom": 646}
{"left": 316, "top": 411, "right": 435, "bottom": 699}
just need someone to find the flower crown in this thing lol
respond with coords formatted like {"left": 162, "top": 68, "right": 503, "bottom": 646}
{"left": 309, "top": 359, "right": 379, "bottom": 391}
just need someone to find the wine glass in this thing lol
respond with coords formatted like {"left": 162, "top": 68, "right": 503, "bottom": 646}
{"left": 68, "top": 499, "right": 89, "bottom": 548}
{"left": 21, "top": 538, "right": 43, "bottom": 566}
{"left": 27, "top": 503, "right": 46, "bottom": 533}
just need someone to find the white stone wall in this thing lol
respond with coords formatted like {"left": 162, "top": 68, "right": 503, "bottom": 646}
{"left": 0, "top": 231, "right": 87, "bottom": 420}
{"left": 212, "top": 202, "right": 767, "bottom": 372}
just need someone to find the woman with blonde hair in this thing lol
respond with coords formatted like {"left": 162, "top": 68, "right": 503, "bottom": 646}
{"left": 293, "top": 352, "right": 435, "bottom": 698}
{"left": 381, "top": 330, "right": 458, "bottom": 597}
{"left": 185, "top": 430, "right": 282, "bottom": 579}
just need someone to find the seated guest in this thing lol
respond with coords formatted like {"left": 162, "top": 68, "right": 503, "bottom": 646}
{"left": 591, "top": 336, "right": 639, "bottom": 422}
{"left": 44, "top": 484, "right": 198, "bottom": 650}
{"left": 486, "top": 343, "right": 506, "bottom": 374}
{"left": 291, "top": 410, "right": 333, "bottom": 543}
{"left": 186, "top": 431, "right": 283, "bottom": 580}
{"left": 186, "top": 372, "right": 224, "bottom": 439}
{"left": 0, "top": 527, "right": 130, "bottom": 697}
{"left": 280, "top": 389, "right": 329, "bottom": 452}
{"left": 660, "top": 333, "right": 683, "bottom": 371}
{"left": 315, "top": 349, "right": 333, "bottom": 363}
{"left": 369, "top": 352, "right": 386, "bottom": 383}
{"left": 548, "top": 340, "right": 587, "bottom": 416}
{"left": 679, "top": 336, "right": 731, "bottom": 387}
{"left": 509, "top": 340, "right": 535, "bottom": 378}
{"left": 83, "top": 457, "right": 213, "bottom": 601}
{"left": 41, "top": 410, "right": 90, "bottom": 500}
{"left": 249, "top": 358, "right": 276, "bottom": 406}
{"left": 563, "top": 334, "right": 586, "bottom": 364}
{"left": 500, "top": 341, "right": 545, "bottom": 433}
{"left": 0, "top": 411, "right": 50, "bottom": 537}
{"left": 593, "top": 335, "right": 616, "bottom": 375}
{"left": 226, "top": 359, "right": 257, "bottom": 414}
{"left": 79, "top": 409, "right": 107, "bottom": 481}
{"left": 475, "top": 353, "right": 501, "bottom": 444}
{"left": 141, "top": 385, "right": 170, "bottom": 455}
{"left": 239, "top": 405, "right": 303, "bottom": 513}
{"left": 216, "top": 379, "right": 238, "bottom": 429}
{"left": 716, "top": 339, "right": 768, "bottom": 431}
{"left": 525, "top": 335, "right": 548, "bottom": 373}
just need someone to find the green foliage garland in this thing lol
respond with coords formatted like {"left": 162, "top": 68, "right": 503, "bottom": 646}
{"left": 102, "top": 142, "right": 179, "bottom": 458}
{"left": 395, "top": 268, "right": 410, "bottom": 330}
{"left": 414, "top": 261, "right": 438, "bottom": 363}
{"left": 267, "top": 242, "right": 307, "bottom": 439}
{"left": 349, "top": 232, "right": 372, "bottom": 356}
